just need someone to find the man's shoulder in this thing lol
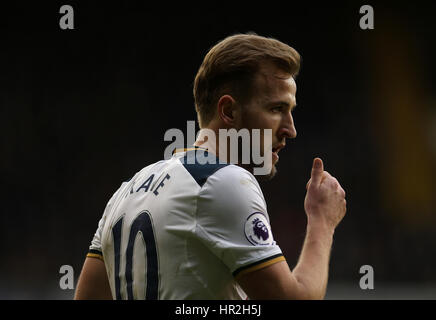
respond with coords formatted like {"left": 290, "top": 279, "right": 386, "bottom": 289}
{"left": 196, "top": 164, "right": 267, "bottom": 219}
{"left": 199, "top": 164, "right": 260, "bottom": 197}
{"left": 210, "top": 163, "right": 255, "bottom": 181}
{"left": 174, "top": 149, "right": 251, "bottom": 188}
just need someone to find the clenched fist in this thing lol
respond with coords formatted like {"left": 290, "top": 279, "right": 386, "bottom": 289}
{"left": 304, "top": 158, "right": 347, "bottom": 230}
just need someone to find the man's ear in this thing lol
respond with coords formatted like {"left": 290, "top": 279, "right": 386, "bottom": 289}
{"left": 217, "top": 95, "right": 239, "bottom": 127}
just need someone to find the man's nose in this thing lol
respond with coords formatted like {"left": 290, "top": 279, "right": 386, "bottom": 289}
{"left": 279, "top": 111, "right": 297, "bottom": 139}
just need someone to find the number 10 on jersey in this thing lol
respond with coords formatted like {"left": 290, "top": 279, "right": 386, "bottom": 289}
{"left": 112, "top": 210, "right": 159, "bottom": 299}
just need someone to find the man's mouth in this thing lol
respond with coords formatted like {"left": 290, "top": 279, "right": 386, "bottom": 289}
{"left": 271, "top": 144, "right": 285, "bottom": 162}
{"left": 272, "top": 144, "right": 285, "bottom": 153}
{"left": 272, "top": 151, "right": 279, "bottom": 162}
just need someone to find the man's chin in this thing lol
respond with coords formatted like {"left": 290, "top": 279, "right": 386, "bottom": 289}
{"left": 257, "top": 164, "right": 277, "bottom": 181}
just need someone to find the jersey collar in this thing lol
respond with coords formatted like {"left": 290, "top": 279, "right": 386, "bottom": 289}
{"left": 172, "top": 146, "right": 208, "bottom": 154}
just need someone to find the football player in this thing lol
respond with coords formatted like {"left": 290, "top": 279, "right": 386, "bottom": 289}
{"left": 75, "top": 33, "right": 346, "bottom": 300}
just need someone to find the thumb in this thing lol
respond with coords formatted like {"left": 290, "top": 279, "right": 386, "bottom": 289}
{"left": 310, "top": 157, "right": 324, "bottom": 186}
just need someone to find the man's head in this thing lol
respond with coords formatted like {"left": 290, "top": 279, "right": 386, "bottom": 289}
{"left": 193, "top": 33, "right": 301, "bottom": 179}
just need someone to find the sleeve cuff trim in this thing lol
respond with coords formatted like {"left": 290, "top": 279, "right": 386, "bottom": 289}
{"left": 233, "top": 254, "right": 285, "bottom": 279}
{"left": 87, "top": 249, "right": 104, "bottom": 261}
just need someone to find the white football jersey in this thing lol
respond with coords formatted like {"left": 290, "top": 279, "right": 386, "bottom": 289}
{"left": 88, "top": 147, "right": 284, "bottom": 299}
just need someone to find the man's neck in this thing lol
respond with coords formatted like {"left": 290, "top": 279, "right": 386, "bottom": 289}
{"left": 194, "top": 126, "right": 231, "bottom": 164}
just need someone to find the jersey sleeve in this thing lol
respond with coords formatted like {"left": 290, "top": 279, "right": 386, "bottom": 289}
{"left": 87, "top": 182, "right": 126, "bottom": 261}
{"left": 87, "top": 214, "right": 107, "bottom": 261}
{"left": 195, "top": 165, "right": 285, "bottom": 278}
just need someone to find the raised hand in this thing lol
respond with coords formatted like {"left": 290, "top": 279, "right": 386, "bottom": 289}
{"left": 304, "top": 158, "right": 347, "bottom": 230}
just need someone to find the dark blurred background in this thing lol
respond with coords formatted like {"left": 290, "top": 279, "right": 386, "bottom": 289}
{"left": 1, "top": 1, "right": 435, "bottom": 299}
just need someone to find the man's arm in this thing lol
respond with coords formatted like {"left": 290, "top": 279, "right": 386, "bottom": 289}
{"left": 74, "top": 257, "right": 113, "bottom": 300}
{"left": 237, "top": 158, "right": 346, "bottom": 299}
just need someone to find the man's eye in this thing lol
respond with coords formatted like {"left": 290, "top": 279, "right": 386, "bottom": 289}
{"left": 272, "top": 106, "right": 282, "bottom": 112}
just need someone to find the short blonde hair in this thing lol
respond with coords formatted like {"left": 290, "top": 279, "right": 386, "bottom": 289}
{"left": 193, "top": 33, "right": 301, "bottom": 128}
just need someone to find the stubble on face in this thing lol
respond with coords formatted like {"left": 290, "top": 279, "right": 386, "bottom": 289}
{"left": 237, "top": 64, "right": 294, "bottom": 181}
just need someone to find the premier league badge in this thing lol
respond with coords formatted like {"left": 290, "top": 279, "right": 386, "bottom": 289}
{"left": 244, "top": 212, "right": 273, "bottom": 246}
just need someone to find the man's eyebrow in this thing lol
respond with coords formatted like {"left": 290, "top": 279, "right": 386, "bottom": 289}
{"left": 268, "top": 101, "right": 297, "bottom": 110}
